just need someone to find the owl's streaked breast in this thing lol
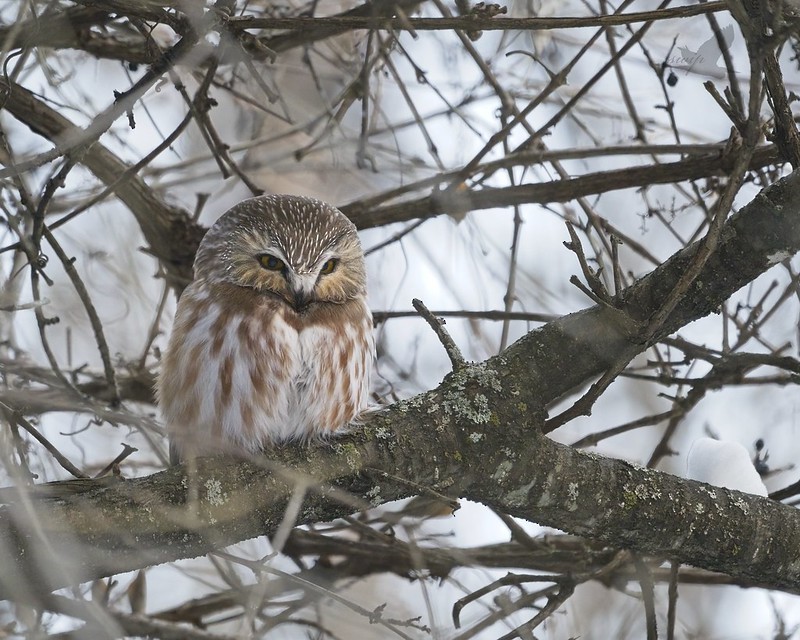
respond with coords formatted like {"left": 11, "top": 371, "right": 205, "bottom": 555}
{"left": 159, "top": 283, "right": 374, "bottom": 460}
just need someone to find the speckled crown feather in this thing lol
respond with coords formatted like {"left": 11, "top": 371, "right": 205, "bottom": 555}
{"left": 194, "top": 195, "right": 361, "bottom": 281}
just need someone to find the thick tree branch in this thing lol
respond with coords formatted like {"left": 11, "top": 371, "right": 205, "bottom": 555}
{"left": 2, "top": 169, "right": 800, "bottom": 601}
{"left": 342, "top": 145, "right": 780, "bottom": 228}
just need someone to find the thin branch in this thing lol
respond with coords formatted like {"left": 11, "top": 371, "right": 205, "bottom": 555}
{"left": 41, "top": 225, "right": 119, "bottom": 406}
{"left": 233, "top": 4, "right": 729, "bottom": 35}
{"left": 373, "top": 309, "right": 555, "bottom": 324}
{"left": 412, "top": 298, "right": 467, "bottom": 371}
{"left": 667, "top": 561, "right": 679, "bottom": 640}
{"left": 94, "top": 444, "right": 139, "bottom": 479}
{"left": 0, "top": 404, "right": 88, "bottom": 479}
{"left": 634, "top": 554, "right": 658, "bottom": 640}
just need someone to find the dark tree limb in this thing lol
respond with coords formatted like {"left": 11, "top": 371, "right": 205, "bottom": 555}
{"left": 341, "top": 145, "right": 781, "bottom": 229}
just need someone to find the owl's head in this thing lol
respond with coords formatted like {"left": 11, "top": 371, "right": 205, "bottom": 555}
{"left": 194, "top": 195, "right": 366, "bottom": 312}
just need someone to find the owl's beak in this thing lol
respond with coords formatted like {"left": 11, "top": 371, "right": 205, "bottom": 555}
{"left": 288, "top": 275, "right": 316, "bottom": 312}
{"left": 290, "top": 288, "right": 312, "bottom": 312}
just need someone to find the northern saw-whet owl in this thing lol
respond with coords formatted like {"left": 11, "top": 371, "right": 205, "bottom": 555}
{"left": 157, "top": 195, "right": 375, "bottom": 463}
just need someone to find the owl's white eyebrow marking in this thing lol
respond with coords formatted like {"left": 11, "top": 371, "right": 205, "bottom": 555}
{"left": 193, "top": 194, "right": 359, "bottom": 281}
{"left": 249, "top": 198, "right": 353, "bottom": 271}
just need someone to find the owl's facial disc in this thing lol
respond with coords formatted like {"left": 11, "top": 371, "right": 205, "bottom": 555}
{"left": 254, "top": 250, "right": 334, "bottom": 313}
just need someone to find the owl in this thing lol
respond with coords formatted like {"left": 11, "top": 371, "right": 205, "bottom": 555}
{"left": 157, "top": 195, "right": 375, "bottom": 463}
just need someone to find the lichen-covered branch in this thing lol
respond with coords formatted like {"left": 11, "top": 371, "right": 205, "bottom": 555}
{"left": 2, "top": 170, "right": 800, "bottom": 600}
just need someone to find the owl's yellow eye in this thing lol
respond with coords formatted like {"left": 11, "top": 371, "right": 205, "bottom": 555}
{"left": 259, "top": 254, "right": 285, "bottom": 271}
{"left": 320, "top": 259, "right": 338, "bottom": 275}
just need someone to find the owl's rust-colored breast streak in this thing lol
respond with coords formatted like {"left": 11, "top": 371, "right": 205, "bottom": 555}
{"left": 219, "top": 355, "right": 234, "bottom": 408}
{"left": 338, "top": 341, "right": 350, "bottom": 370}
{"left": 210, "top": 309, "right": 230, "bottom": 357}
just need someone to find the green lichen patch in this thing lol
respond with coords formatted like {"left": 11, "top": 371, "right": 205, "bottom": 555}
{"left": 442, "top": 390, "right": 493, "bottom": 425}
{"left": 204, "top": 478, "right": 227, "bottom": 507}
{"left": 445, "top": 362, "right": 502, "bottom": 394}
{"left": 332, "top": 442, "right": 362, "bottom": 471}
{"left": 493, "top": 460, "right": 513, "bottom": 483}
{"left": 373, "top": 426, "right": 394, "bottom": 440}
{"left": 366, "top": 485, "right": 382, "bottom": 507}
{"left": 566, "top": 482, "right": 579, "bottom": 512}
{"left": 503, "top": 479, "right": 536, "bottom": 509}
{"left": 439, "top": 363, "right": 506, "bottom": 426}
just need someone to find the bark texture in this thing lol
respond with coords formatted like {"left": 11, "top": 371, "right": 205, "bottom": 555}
{"left": 2, "top": 170, "right": 800, "bottom": 600}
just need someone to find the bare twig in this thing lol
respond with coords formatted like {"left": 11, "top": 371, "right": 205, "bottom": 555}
{"left": 564, "top": 221, "right": 611, "bottom": 303}
{"left": 94, "top": 443, "right": 139, "bottom": 479}
{"left": 667, "top": 560, "right": 679, "bottom": 640}
{"left": 634, "top": 554, "right": 658, "bottom": 640}
{"left": 412, "top": 298, "right": 467, "bottom": 371}
{"left": 1, "top": 405, "right": 88, "bottom": 479}
{"left": 41, "top": 226, "right": 119, "bottom": 406}
{"left": 373, "top": 309, "right": 555, "bottom": 323}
